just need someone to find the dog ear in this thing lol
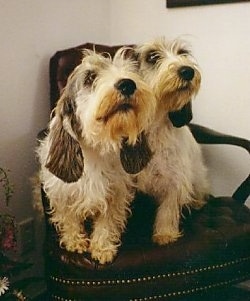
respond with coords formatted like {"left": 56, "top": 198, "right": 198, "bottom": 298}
{"left": 45, "top": 98, "right": 84, "bottom": 183}
{"left": 120, "top": 132, "right": 153, "bottom": 174}
{"left": 168, "top": 101, "right": 193, "bottom": 128}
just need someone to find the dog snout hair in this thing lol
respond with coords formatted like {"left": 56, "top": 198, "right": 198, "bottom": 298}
{"left": 178, "top": 66, "right": 195, "bottom": 81}
{"left": 115, "top": 78, "right": 137, "bottom": 97}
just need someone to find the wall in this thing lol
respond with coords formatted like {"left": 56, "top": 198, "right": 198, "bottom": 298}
{"left": 110, "top": 0, "right": 250, "bottom": 203}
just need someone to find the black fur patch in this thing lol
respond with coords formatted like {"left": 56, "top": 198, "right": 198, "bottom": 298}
{"left": 168, "top": 102, "right": 193, "bottom": 128}
{"left": 120, "top": 132, "right": 153, "bottom": 174}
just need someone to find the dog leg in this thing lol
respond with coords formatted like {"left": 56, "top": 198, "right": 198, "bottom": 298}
{"left": 89, "top": 197, "right": 129, "bottom": 264}
{"left": 55, "top": 211, "right": 89, "bottom": 254}
{"left": 153, "top": 193, "right": 182, "bottom": 245}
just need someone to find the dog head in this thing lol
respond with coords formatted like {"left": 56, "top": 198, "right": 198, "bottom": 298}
{"left": 45, "top": 48, "right": 156, "bottom": 182}
{"left": 135, "top": 37, "right": 201, "bottom": 120}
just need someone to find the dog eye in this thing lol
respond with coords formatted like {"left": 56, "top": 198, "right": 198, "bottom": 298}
{"left": 177, "top": 49, "right": 190, "bottom": 56}
{"left": 84, "top": 70, "right": 97, "bottom": 86}
{"left": 146, "top": 51, "right": 161, "bottom": 64}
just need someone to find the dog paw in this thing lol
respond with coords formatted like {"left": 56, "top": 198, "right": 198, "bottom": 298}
{"left": 153, "top": 231, "right": 182, "bottom": 245}
{"left": 60, "top": 235, "right": 89, "bottom": 254}
{"left": 89, "top": 244, "right": 117, "bottom": 264}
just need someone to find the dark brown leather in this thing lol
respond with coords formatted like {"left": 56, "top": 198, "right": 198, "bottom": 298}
{"left": 40, "top": 43, "right": 250, "bottom": 301}
{"left": 42, "top": 191, "right": 250, "bottom": 301}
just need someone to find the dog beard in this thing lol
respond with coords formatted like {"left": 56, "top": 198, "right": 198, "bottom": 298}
{"left": 95, "top": 89, "right": 154, "bottom": 145}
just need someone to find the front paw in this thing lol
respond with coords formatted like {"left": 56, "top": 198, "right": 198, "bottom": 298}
{"left": 153, "top": 231, "right": 182, "bottom": 245}
{"left": 89, "top": 242, "right": 118, "bottom": 264}
{"left": 60, "top": 234, "right": 89, "bottom": 254}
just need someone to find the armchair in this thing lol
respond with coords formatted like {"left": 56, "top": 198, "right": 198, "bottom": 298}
{"left": 40, "top": 43, "right": 250, "bottom": 301}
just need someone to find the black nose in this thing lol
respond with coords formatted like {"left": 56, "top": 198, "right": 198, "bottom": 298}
{"left": 116, "top": 79, "right": 137, "bottom": 96}
{"left": 178, "top": 66, "right": 195, "bottom": 81}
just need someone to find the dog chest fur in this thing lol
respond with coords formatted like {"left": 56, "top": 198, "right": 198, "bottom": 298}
{"left": 137, "top": 118, "right": 204, "bottom": 204}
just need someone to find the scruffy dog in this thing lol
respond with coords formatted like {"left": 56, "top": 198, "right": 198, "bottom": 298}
{"left": 134, "top": 38, "right": 210, "bottom": 245}
{"left": 37, "top": 48, "right": 155, "bottom": 264}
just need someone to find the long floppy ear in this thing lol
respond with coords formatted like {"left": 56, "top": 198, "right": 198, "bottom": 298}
{"left": 45, "top": 98, "right": 84, "bottom": 183}
{"left": 168, "top": 101, "right": 193, "bottom": 128}
{"left": 120, "top": 132, "right": 153, "bottom": 174}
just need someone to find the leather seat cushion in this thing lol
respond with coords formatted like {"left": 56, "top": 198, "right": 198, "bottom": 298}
{"left": 42, "top": 192, "right": 250, "bottom": 300}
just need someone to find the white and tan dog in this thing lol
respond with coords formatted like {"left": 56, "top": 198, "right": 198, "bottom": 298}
{"left": 37, "top": 48, "right": 155, "bottom": 264}
{"left": 134, "top": 38, "right": 209, "bottom": 245}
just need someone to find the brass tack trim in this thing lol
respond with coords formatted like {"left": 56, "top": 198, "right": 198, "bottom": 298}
{"left": 129, "top": 275, "right": 250, "bottom": 301}
{"left": 50, "top": 256, "right": 250, "bottom": 288}
{"left": 51, "top": 275, "right": 250, "bottom": 301}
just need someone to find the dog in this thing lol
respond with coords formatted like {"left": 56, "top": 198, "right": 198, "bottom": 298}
{"left": 37, "top": 48, "right": 156, "bottom": 264}
{"left": 134, "top": 37, "right": 210, "bottom": 245}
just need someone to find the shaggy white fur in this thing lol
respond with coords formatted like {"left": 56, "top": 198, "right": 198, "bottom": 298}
{"left": 37, "top": 48, "right": 156, "bottom": 264}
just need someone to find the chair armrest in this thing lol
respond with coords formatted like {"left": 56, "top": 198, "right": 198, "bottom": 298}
{"left": 189, "top": 123, "right": 250, "bottom": 204}
{"left": 189, "top": 123, "right": 250, "bottom": 153}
